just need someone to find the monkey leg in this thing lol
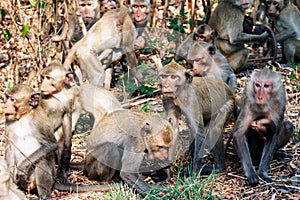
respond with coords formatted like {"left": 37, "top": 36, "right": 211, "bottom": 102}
{"left": 120, "top": 172, "right": 151, "bottom": 194}
{"left": 77, "top": 48, "right": 105, "bottom": 87}
{"left": 35, "top": 157, "right": 56, "bottom": 197}
{"left": 276, "top": 120, "right": 294, "bottom": 149}
{"left": 104, "top": 68, "right": 113, "bottom": 89}
{"left": 257, "top": 132, "right": 278, "bottom": 183}
{"left": 226, "top": 48, "right": 249, "bottom": 72}
{"left": 203, "top": 99, "right": 234, "bottom": 174}
{"left": 125, "top": 51, "right": 145, "bottom": 85}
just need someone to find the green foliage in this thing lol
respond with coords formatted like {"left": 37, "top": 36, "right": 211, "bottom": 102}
{"left": 3, "top": 29, "right": 11, "bottom": 41}
{"left": 137, "top": 102, "right": 152, "bottom": 112}
{"left": 144, "top": 165, "right": 218, "bottom": 200}
{"left": 0, "top": 8, "right": 7, "bottom": 18}
{"left": 7, "top": 80, "right": 14, "bottom": 90}
{"left": 21, "top": 23, "right": 29, "bottom": 37}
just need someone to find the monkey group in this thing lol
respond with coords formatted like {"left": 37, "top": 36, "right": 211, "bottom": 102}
{"left": 1, "top": 0, "right": 297, "bottom": 198}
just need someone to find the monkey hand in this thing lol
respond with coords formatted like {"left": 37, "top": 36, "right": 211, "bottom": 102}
{"left": 134, "top": 36, "right": 146, "bottom": 50}
{"left": 260, "top": 32, "right": 269, "bottom": 41}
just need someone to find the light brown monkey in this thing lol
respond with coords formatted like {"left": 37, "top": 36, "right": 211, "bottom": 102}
{"left": 208, "top": 0, "right": 269, "bottom": 72}
{"left": 158, "top": 60, "right": 235, "bottom": 174}
{"left": 187, "top": 42, "right": 237, "bottom": 94}
{"left": 0, "top": 158, "right": 26, "bottom": 200}
{"left": 3, "top": 84, "right": 57, "bottom": 197}
{"left": 40, "top": 61, "right": 76, "bottom": 183}
{"left": 265, "top": 0, "right": 300, "bottom": 65}
{"left": 175, "top": 24, "right": 215, "bottom": 62}
{"left": 85, "top": 109, "right": 174, "bottom": 194}
{"left": 63, "top": 6, "right": 144, "bottom": 89}
{"left": 232, "top": 68, "right": 294, "bottom": 186}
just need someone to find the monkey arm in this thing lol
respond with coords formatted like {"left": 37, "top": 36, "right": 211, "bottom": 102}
{"left": 17, "top": 143, "right": 58, "bottom": 175}
{"left": 233, "top": 110, "right": 259, "bottom": 186}
{"left": 232, "top": 32, "right": 269, "bottom": 44}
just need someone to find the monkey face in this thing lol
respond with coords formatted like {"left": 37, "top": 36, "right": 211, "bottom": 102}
{"left": 266, "top": 0, "right": 281, "bottom": 17}
{"left": 3, "top": 95, "right": 18, "bottom": 121}
{"left": 80, "top": 0, "right": 99, "bottom": 22}
{"left": 253, "top": 79, "right": 273, "bottom": 105}
{"left": 131, "top": 4, "right": 148, "bottom": 24}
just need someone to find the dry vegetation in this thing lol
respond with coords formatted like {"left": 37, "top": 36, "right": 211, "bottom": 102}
{"left": 0, "top": 0, "right": 299, "bottom": 199}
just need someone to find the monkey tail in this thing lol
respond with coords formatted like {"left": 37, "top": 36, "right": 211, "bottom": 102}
{"left": 262, "top": 24, "right": 277, "bottom": 64}
{"left": 54, "top": 182, "right": 111, "bottom": 193}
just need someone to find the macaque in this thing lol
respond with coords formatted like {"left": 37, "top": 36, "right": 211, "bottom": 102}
{"left": 0, "top": 158, "right": 26, "bottom": 200}
{"left": 208, "top": 0, "right": 269, "bottom": 72}
{"left": 85, "top": 109, "right": 174, "bottom": 193}
{"left": 175, "top": 24, "right": 215, "bottom": 62}
{"left": 40, "top": 61, "right": 76, "bottom": 183}
{"left": 187, "top": 42, "right": 237, "bottom": 94}
{"left": 158, "top": 60, "right": 235, "bottom": 174}
{"left": 3, "top": 84, "right": 57, "bottom": 197}
{"left": 232, "top": 68, "right": 294, "bottom": 186}
{"left": 63, "top": 6, "right": 144, "bottom": 89}
{"left": 265, "top": 0, "right": 300, "bottom": 65}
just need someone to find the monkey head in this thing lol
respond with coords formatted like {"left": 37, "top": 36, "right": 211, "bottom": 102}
{"left": 141, "top": 117, "right": 174, "bottom": 161}
{"left": 40, "top": 61, "right": 74, "bottom": 96}
{"left": 247, "top": 68, "right": 282, "bottom": 106}
{"left": 79, "top": 0, "right": 100, "bottom": 23}
{"left": 265, "top": 0, "right": 288, "bottom": 18}
{"left": 193, "top": 24, "right": 215, "bottom": 43}
{"left": 3, "top": 84, "right": 40, "bottom": 121}
{"left": 187, "top": 42, "right": 216, "bottom": 76}
{"left": 130, "top": 0, "right": 150, "bottom": 24}
{"left": 158, "top": 60, "right": 194, "bottom": 98}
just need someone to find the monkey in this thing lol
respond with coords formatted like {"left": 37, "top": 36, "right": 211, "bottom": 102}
{"left": 175, "top": 24, "right": 215, "bottom": 62}
{"left": 158, "top": 60, "right": 235, "bottom": 174}
{"left": 3, "top": 84, "right": 57, "bottom": 197}
{"left": 63, "top": 5, "right": 144, "bottom": 89}
{"left": 187, "top": 42, "right": 237, "bottom": 94}
{"left": 85, "top": 109, "right": 174, "bottom": 194}
{"left": 40, "top": 61, "right": 76, "bottom": 183}
{"left": 0, "top": 158, "right": 27, "bottom": 200}
{"left": 265, "top": 0, "right": 300, "bottom": 66}
{"left": 232, "top": 68, "right": 294, "bottom": 186}
{"left": 208, "top": 0, "right": 269, "bottom": 72}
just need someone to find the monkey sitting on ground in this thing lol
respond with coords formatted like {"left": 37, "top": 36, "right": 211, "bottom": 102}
{"left": 175, "top": 24, "right": 215, "bottom": 62}
{"left": 187, "top": 42, "right": 237, "bottom": 94}
{"left": 0, "top": 158, "right": 26, "bottom": 200}
{"left": 85, "top": 109, "right": 174, "bottom": 194}
{"left": 158, "top": 60, "right": 235, "bottom": 174}
{"left": 63, "top": 5, "right": 144, "bottom": 89}
{"left": 208, "top": 0, "right": 269, "bottom": 72}
{"left": 3, "top": 84, "right": 57, "bottom": 197}
{"left": 232, "top": 68, "right": 294, "bottom": 186}
{"left": 265, "top": 0, "right": 300, "bottom": 66}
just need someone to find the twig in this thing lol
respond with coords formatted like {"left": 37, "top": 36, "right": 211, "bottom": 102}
{"left": 227, "top": 172, "right": 247, "bottom": 180}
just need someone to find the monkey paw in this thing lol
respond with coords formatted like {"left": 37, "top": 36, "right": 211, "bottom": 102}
{"left": 247, "top": 173, "right": 259, "bottom": 186}
{"left": 259, "top": 173, "right": 274, "bottom": 183}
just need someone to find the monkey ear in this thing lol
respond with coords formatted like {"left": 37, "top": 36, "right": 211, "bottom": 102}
{"left": 185, "top": 69, "right": 194, "bottom": 83}
{"left": 29, "top": 93, "right": 41, "bottom": 108}
{"left": 208, "top": 45, "right": 216, "bottom": 55}
{"left": 140, "top": 122, "right": 152, "bottom": 137}
{"left": 65, "top": 72, "right": 75, "bottom": 85}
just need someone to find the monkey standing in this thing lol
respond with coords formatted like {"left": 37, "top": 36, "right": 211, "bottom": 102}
{"left": 265, "top": 0, "right": 300, "bottom": 65}
{"left": 85, "top": 109, "right": 174, "bottom": 193}
{"left": 63, "top": 6, "right": 144, "bottom": 89}
{"left": 232, "top": 68, "right": 294, "bottom": 186}
{"left": 208, "top": 0, "right": 269, "bottom": 72}
{"left": 0, "top": 158, "right": 26, "bottom": 200}
{"left": 175, "top": 24, "right": 215, "bottom": 62}
{"left": 187, "top": 42, "right": 237, "bottom": 94}
{"left": 158, "top": 60, "right": 235, "bottom": 174}
{"left": 40, "top": 61, "right": 76, "bottom": 183}
{"left": 3, "top": 84, "right": 57, "bottom": 197}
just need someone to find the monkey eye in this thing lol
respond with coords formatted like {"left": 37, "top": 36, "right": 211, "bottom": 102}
{"left": 263, "top": 83, "right": 270, "bottom": 88}
{"left": 80, "top": 3, "right": 86, "bottom": 6}
{"left": 7, "top": 96, "right": 16, "bottom": 103}
{"left": 254, "top": 82, "right": 261, "bottom": 87}
{"left": 160, "top": 75, "right": 168, "bottom": 79}
{"left": 170, "top": 75, "right": 178, "bottom": 79}
{"left": 271, "top": 1, "right": 279, "bottom": 6}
